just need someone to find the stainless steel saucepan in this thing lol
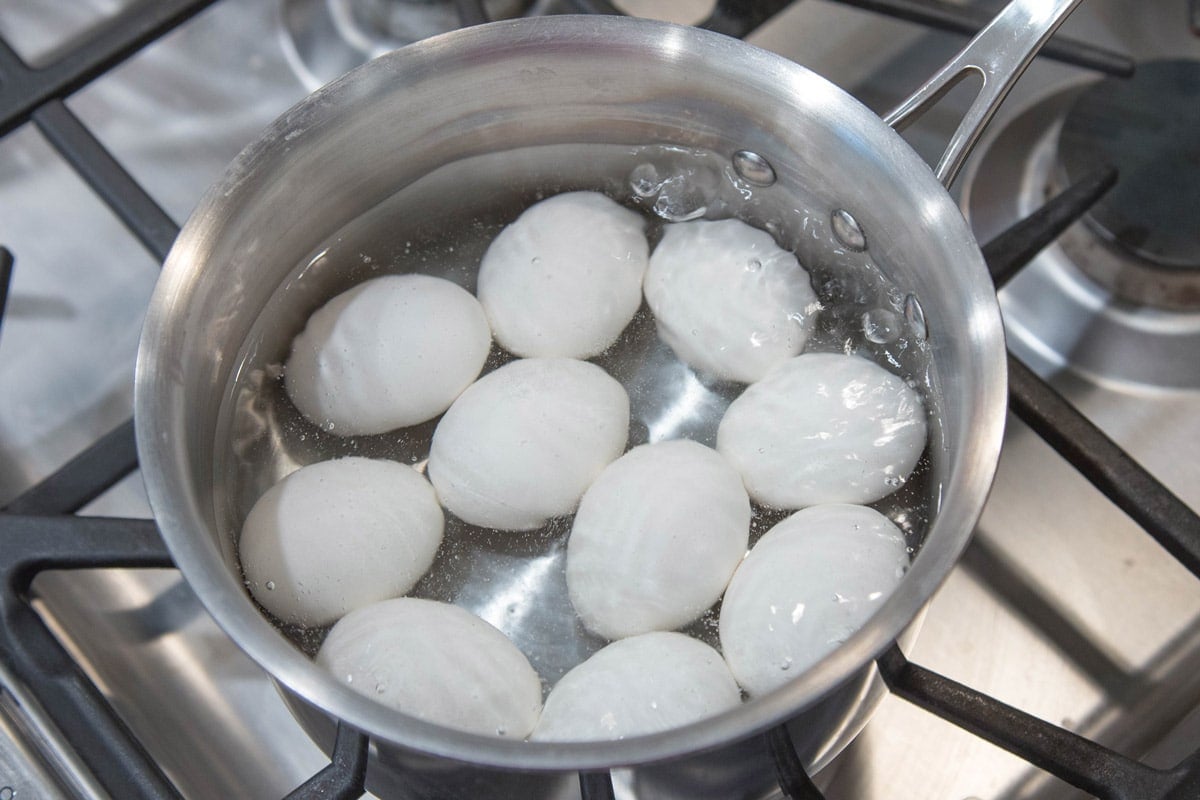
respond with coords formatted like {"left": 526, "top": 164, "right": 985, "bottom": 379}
{"left": 135, "top": 1, "right": 1080, "bottom": 797}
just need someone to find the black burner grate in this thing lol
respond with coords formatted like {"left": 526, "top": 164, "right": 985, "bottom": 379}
{"left": 1, "top": 2, "right": 1196, "bottom": 799}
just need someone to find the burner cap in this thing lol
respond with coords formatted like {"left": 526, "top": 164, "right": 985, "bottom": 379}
{"left": 1058, "top": 59, "right": 1200, "bottom": 271}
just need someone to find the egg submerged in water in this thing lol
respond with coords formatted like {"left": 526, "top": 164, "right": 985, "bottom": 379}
{"left": 317, "top": 598, "right": 544, "bottom": 738}
{"left": 238, "top": 457, "right": 444, "bottom": 627}
{"left": 285, "top": 273, "right": 491, "bottom": 436}
{"left": 719, "top": 504, "right": 910, "bottom": 697}
{"left": 644, "top": 218, "right": 819, "bottom": 383}
{"left": 717, "top": 352, "right": 927, "bottom": 508}
{"left": 477, "top": 191, "right": 650, "bottom": 359}
{"left": 428, "top": 357, "right": 630, "bottom": 531}
{"left": 531, "top": 631, "right": 742, "bottom": 741}
{"left": 566, "top": 439, "right": 750, "bottom": 639}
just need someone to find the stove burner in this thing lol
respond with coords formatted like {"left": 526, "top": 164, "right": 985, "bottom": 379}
{"left": 280, "top": 0, "right": 532, "bottom": 90}
{"left": 963, "top": 81, "right": 1200, "bottom": 391}
{"left": 1055, "top": 59, "right": 1200, "bottom": 309}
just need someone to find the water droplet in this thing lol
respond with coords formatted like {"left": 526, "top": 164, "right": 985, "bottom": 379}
{"left": 732, "top": 150, "right": 777, "bottom": 187}
{"left": 375, "top": 682, "right": 387, "bottom": 694}
{"left": 746, "top": 258, "right": 762, "bottom": 272}
{"left": 863, "top": 308, "right": 901, "bottom": 344}
{"left": 629, "top": 163, "right": 665, "bottom": 198}
{"left": 346, "top": 674, "right": 354, "bottom": 684}
{"left": 831, "top": 209, "right": 867, "bottom": 251}
{"left": 265, "top": 581, "right": 276, "bottom": 591}
{"left": 531, "top": 256, "right": 541, "bottom": 265}
{"left": 779, "top": 658, "right": 793, "bottom": 671}
{"left": 904, "top": 293, "right": 927, "bottom": 341}
{"left": 496, "top": 726, "right": 507, "bottom": 736}
{"left": 884, "top": 475, "right": 904, "bottom": 488}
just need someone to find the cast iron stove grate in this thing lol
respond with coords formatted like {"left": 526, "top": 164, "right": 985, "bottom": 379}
{"left": 0, "top": 2, "right": 1196, "bottom": 799}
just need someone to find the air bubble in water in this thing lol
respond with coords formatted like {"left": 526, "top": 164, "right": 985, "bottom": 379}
{"left": 629, "top": 163, "right": 665, "bottom": 198}
{"left": 652, "top": 176, "right": 707, "bottom": 222}
{"left": 862, "top": 308, "right": 901, "bottom": 344}
{"left": 265, "top": 581, "right": 276, "bottom": 591}
{"left": 821, "top": 278, "right": 845, "bottom": 303}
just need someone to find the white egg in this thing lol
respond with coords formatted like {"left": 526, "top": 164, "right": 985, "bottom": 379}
{"left": 428, "top": 358, "right": 630, "bottom": 530}
{"left": 644, "top": 218, "right": 818, "bottom": 383}
{"left": 477, "top": 192, "right": 649, "bottom": 359}
{"left": 239, "top": 457, "right": 443, "bottom": 626}
{"left": 317, "top": 598, "right": 543, "bottom": 738}
{"left": 719, "top": 504, "right": 909, "bottom": 697}
{"left": 531, "top": 632, "right": 741, "bottom": 741}
{"left": 567, "top": 440, "right": 750, "bottom": 639}
{"left": 285, "top": 274, "right": 491, "bottom": 436}
{"left": 717, "top": 352, "right": 926, "bottom": 508}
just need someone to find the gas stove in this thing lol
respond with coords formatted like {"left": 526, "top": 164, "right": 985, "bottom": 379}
{"left": 1, "top": 2, "right": 1199, "bottom": 799}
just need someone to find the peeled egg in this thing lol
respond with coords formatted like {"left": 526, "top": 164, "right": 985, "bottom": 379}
{"left": 477, "top": 192, "right": 649, "bottom": 359}
{"left": 644, "top": 218, "right": 818, "bottom": 383}
{"left": 285, "top": 273, "right": 491, "bottom": 436}
{"left": 428, "top": 358, "right": 630, "bottom": 530}
{"left": 717, "top": 352, "right": 926, "bottom": 508}
{"left": 567, "top": 440, "right": 750, "bottom": 639}
{"left": 719, "top": 504, "right": 909, "bottom": 697}
{"left": 239, "top": 457, "right": 443, "bottom": 626}
{"left": 317, "top": 598, "right": 542, "bottom": 738}
{"left": 531, "top": 632, "right": 741, "bottom": 741}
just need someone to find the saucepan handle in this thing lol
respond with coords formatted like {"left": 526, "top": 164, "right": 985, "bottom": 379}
{"left": 884, "top": 0, "right": 1084, "bottom": 187}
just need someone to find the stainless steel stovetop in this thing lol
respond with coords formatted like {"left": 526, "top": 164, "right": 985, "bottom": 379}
{"left": 1, "top": 1, "right": 1199, "bottom": 798}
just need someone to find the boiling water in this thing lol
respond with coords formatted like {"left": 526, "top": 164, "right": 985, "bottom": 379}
{"left": 213, "top": 143, "right": 939, "bottom": 685}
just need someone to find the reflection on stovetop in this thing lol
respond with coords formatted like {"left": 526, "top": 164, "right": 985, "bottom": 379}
{"left": 0, "top": 1, "right": 1198, "bottom": 798}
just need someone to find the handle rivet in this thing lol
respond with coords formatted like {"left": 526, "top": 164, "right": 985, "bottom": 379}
{"left": 831, "top": 209, "right": 867, "bottom": 251}
{"left": 732, "top": 150, "right": 777, "bottom": 187}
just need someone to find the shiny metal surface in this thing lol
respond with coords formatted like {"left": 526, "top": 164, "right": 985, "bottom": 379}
{"left": 883, "top": 0, "right": 1083, "bottom": 186}
{"left": 135, "top": 7, "right": 1015, "bottom": 792}
{"left": 0, "top": 661, "right": 97, "bottom": 800}
{"left": 0, "top": 2, "right": 325, "bottom": 798}
{"left": 2, "top": 1, "right": 1199, "bottom": 799}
